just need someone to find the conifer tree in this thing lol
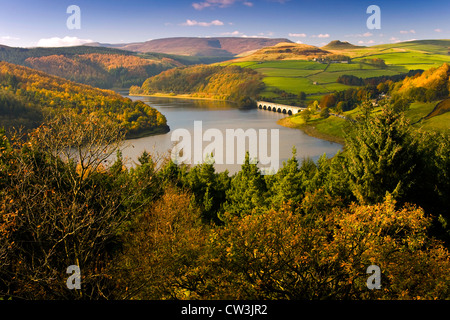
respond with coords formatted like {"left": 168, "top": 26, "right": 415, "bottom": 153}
{"left": 222, "top": 152, "right": 266, "bottom": 219}
{"left": 344, "top": 105, "right": 419, "bottom": 204}
{"left": 268, "top": 147, "right": 304, "bottom": 209}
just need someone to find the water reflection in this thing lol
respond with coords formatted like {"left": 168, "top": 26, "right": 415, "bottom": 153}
{"left": 118, "top": 96, "right": 342, "bottom": 175}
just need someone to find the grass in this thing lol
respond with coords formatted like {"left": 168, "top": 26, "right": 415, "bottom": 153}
{"left": 308, "top": 116, "right": 347, "bottom": 140}
{"left": 263, "top": 76, "right": 319, "bottom": 94}
{"left": 419, "top": 112, "right": 450, "bottom": 131}
{"left": 225, "top": 40, "right": 450, "bottom": 106}
{"left": 405, "top": 101, "right": 437, "bottom": 124}
{"left": 278, "top": 112, "right": 347, "bottom": 145}
{"left": 248, "top": 60, "right": 326, "bottom": 70}
{"left": 255, "top": 68, "right": 321, "bottom": 77}
{"left": 352, "top": 52, "right": 450, "bottom": 70}
{"left": 229, "top": 39, "right": 450, "bottom": 141}
{"left": 278, "top": 99, "right": 449, "bottom": 145}
{"left": 229, "top": 59, "right": 414, "bottom": 101}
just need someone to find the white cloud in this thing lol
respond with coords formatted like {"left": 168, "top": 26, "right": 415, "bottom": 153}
{"left": 181, "top": 19, "right": 224, "bottom": 27}
{"left": 258, "top": 31, "right": 274, "bottom": 37}
{"left": 400, "top": 29, "right": 415, "bottom": 34}
{"left": 221, "top": 30, "right": 273, "bottom": 38}
{"left": 1, "top": 36, "right": 20, "bottom": 41}
{"left": 36, "top": 36, "right": 93, "bottom": 47}
{"left": 311, "top": 33, "right": 330, "bottom": 38}
{"left": 345, "top": 32, "right": 373, "bottom": 38}
{"left": 390, "top": 37, "right": 416, "bottom": 43}
{"left": 192, "top": 0, "right": 252, "bottom": 10}
{"left": 435, "top": 28, "right": 442, "bottom": 32}
{"left": 289, "top": 33, "right": 307, "bottom": 38}
{"left": 358, "top": 39, "right": 375, "bottom": 45}
{"left": 221, "top": 30, "right": 244, "bottom": 36}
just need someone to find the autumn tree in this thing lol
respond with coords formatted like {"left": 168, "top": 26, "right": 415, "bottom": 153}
{"left": 205, "top": 195, "right": 450, "bottom": 299}
{"left": 114, "top": 187, "right": 208, "bottom": 300}
{"left": 0, "top": 112, "right": 145, "bottom": 299}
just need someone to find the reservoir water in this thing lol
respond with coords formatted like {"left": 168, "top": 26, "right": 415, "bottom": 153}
{"left": 119, "top": 95, "right": 342, "bottom": 174}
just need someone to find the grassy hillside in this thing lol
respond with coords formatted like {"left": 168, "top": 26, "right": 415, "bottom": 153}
{"left": 223, "top": 40, "right": 450, "bottom": 105}
{"left": 282, "top": 98, "right": 449, "bottom": 145}
{"left": 273, "top": 57, "right": 450, "bottom": 142}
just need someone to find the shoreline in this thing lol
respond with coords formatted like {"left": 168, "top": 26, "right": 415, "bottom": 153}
{"left": 277, "top": 117, "right": 345, "bottom": 146}
{"left": 125, "top": 125, "right": 170, "bottom": 140}
{"left": 129, "top": 92, "right": 234, "bottom": 103}
{"left": 127, "top": 93, "right": 345, "bottom": 146}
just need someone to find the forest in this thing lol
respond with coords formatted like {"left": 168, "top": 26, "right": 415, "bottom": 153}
{"left": 0, "top": 45, "right": 182, "bottom": 89}
{"left": 0, "top": 53, "right": 449, "bottom": 301}
{"left": 0, "top": 100, "right": 449, "bottom": 300}
{"left": 336, "top": 69, "right": 424, "bottom": 87}
{"left": 130, "top": 64, "right": 265, "bottom": 107}
{"left": 0, "top": 61, "right": 169, "bottom": 137}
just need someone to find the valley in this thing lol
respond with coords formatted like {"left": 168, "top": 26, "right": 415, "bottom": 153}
{"left": 1, "top": 0, "right": 450, "bottom": 303}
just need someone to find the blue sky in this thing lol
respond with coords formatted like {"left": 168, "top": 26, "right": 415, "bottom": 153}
{"left": 0, "top": 0, "right": 449, "bottom": 48}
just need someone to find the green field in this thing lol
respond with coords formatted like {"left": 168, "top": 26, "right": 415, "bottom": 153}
{"left": 262, "top": 76, "right": 320, "bottom": 94}
{"left": 228, "top": 40, "right": 450, "bottom": 149}
{"left": 229, "top": 60, "right": 414, "bottom": 102}
{"left": 352, "top": 52, "right": 450, "bottom": 70}
{"left": 226, "top": 40, "right": 450, "bottom": 103}
{"left": 240, "top": 60, "right": 407, "bottom": 101}
{"left": 419, "top": 112, "right": 450, "bottom": 131}
{"left": 284, "top": 100, "right": 449, "bottom": 145}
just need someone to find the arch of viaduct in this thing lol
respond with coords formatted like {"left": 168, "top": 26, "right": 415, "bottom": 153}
{"left": 256, "top": 101, "right": 306, "bottom": 115}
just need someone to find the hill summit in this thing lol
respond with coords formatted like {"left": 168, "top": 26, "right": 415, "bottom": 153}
{"left": 322, "top": 40, "right": 362, "bottom": 50}
{"left": 97, "top": 37, "right": 292, "bottom": 57}
{"left": 231, "top": 42, "right": 330, "bottom": 61}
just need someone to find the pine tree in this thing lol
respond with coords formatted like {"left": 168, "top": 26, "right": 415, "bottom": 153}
{"left": 268, "top": 147, "right": 304, "bottom": 209}
{"left": 222, "top": 152, "right": 266, "bottom": 219}
{"left": 344, "top": 105, "right": 419, "bottom": 204}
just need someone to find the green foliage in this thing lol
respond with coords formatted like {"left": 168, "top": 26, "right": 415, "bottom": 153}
{"left": 320, "top": 106, "right": 330, "bottom": 118}
{"left": 130, "top": 64, "right": 265, "bottom": 104}
{"left": 0, "top": 61, "right": 169, "bottom": 137}
{"left": 222, "top": 153, "right": 267, "bottom": 219}
{"left": 181, "top": 161, "right": 230, "bottom": 223}
{"left": 1, "top": 99, "right": 449, "bottom": 300}
{"left": 266, "top": 148, "right": 304, "bottom": 209}
{"left": 344, "top": 105, "right": 419, "bottom": 204}
{"left": 0, "top": 45, "right": 181, "bottom": 89}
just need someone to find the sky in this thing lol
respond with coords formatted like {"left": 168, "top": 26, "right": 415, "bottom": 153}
{"left": 0, "top": 0, "right": 449, "bottom": 48}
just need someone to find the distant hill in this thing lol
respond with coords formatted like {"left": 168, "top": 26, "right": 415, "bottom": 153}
{"left": 370, "top": 39, "right": 450, "bottom": 55}
{"left": 229, "top": 42, "right": 330, "bottom": 62}
{"left": 130, "top": 64, "right": 265, "bottom": 107}
{"left": 90, "top": 37, "right": 293, "bottom": 57}
{"left": 0, "top": 45, "right": 182, "bottom": 88}
{"left": 322, "top": 40, "right": 363, "bottom": 50}
{"left": 0, "top": 61, "right": 169, "bottom": 137}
